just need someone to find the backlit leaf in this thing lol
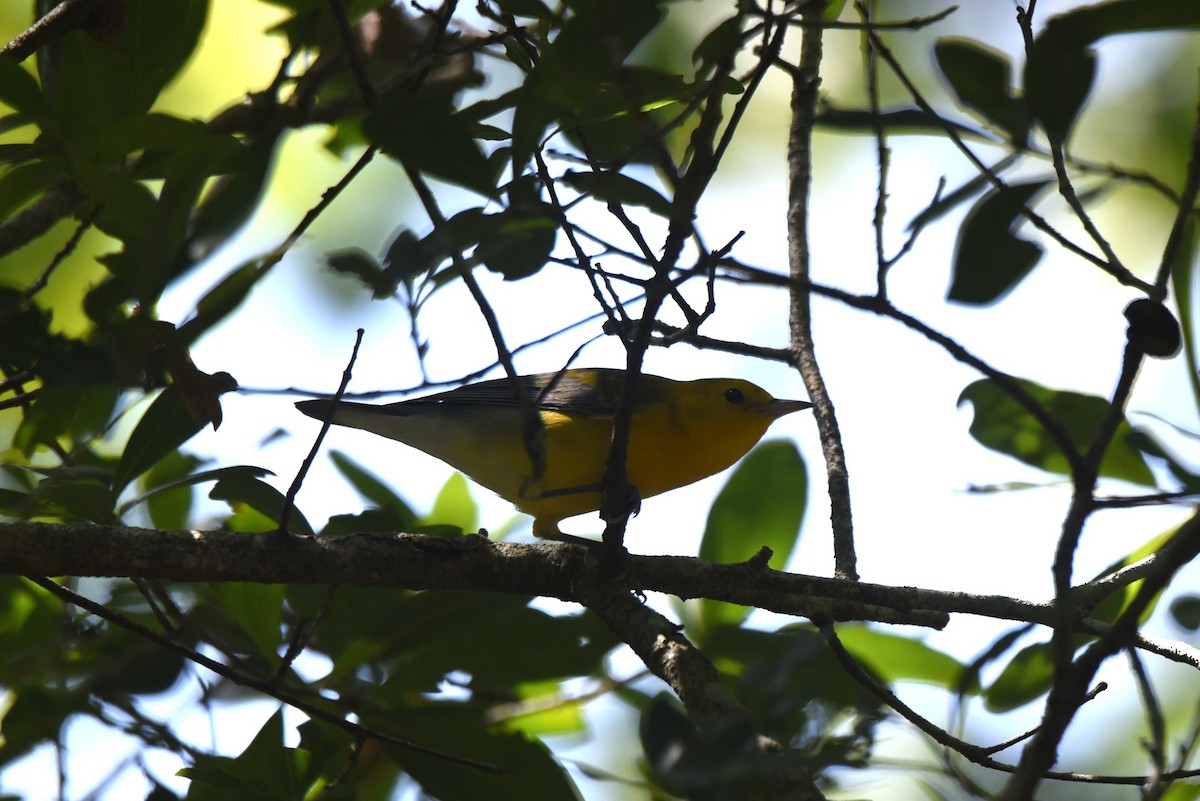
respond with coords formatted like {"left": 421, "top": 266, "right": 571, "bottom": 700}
{"left": 958, "top": 378, "right": 1155, "bottom": 486}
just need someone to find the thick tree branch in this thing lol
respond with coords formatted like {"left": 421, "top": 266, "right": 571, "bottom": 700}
{"left": 572, "top": 557, "right": 824, "bottom": 800}
{"left": 4, "top": 521, "right": 1199, "bottom": 673}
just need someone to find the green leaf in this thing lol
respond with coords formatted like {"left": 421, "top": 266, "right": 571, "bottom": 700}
{"left": 88, "top": 113, "right": 243, "bottom": 164}
{"left": 0, "top": 687, "right": 91, "bottom": 768}
{"left": 1088, "top": 527, "right": 1176, "bottom": 625}
{"left": 184, "top": 710, "right": 306, "bottom": 800}
{"left": 511, "top": 0, "right": 665, "bottom": 166}
{"left": 640, "top": 693, "right": 763, "bottom": 798}
{"left": 983, "top": 639, "right": 1087, "bottom": 712}
{"left": 835, "top": 625, "right": 977, "bottom": 692}
{"left": 210, "top": 583, "right": 285, "bottom": 661}
{"left": 328, "top": 450, "right": 416, "bottom": 520}
{"left": 372, "top": 592, "right": 619, "bottom": 692}
{"left": 948, "top": 181, "right": 1049, "bottom": 305}
{"left": 43, "top": 0, "right": 208, "bottom": 137}
{"left": 1160, "top": 784, "right": 1200, "bottom": 801}
{"left": 934, "top": 39, "right": 1027, "bottom": 145}
{"left": 491, "top": 682, "right": 587, "bottom": 737}
{"left": 80, "top": 166, "right": 160, "bottom": 259}
{"left": 427, "top": 473, "right": 479, "bottom": 532}
{"left": 139, "top": 138, "right": 248, "bottom": 302}
{"left": 371, "top": 704, "right": 583, "bottom": 801}
{"left": 295, "top": 719, "right": 357, "bottom": 793}
{"left": 958, "top": 378, "right": 1156, "bottom": 486}
{"left": 561, "top": 170, "right": 671, "bottom": 217}
{"left": 697, "top": 441, "right": 806, "bottom": 634}
{"left": 0, "top": 58, "right": 47, "bottom": 123}
{"left": 705, "top": 625, "right": 879, "bottom": 747}
{"left": 123, "top": 465, "right": 273, "bottom": 519}
{"left": 183, "top": 135, "right": 278, "bottom": 265}
{"left": 0, "top": 160, "right": 64, "bottom": 224}
{"left": 364, "top": 93, "right": 495, "bottom": 196}
{"left": 139, "top": 450, "right": 202, "bottom": 529}
{"left": 209, "top": 474, "right": 314, "bottom": 536}
{"left": 319, "top": 507, "right": 415, "bottom": 538}
{"left": 29, "top": 475, "right": 118, "bottom": 524}
{"left": 1168, "top": 218, "right": 1200, "bottom": 407}
{"left": 13, "top": 382, "right": 119, "bottom": 456}
{"left": 115, "top": 388, "right": 205, "bottom": 492}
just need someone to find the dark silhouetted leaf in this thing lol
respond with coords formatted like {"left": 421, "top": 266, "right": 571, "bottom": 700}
{"left": 906, "top": 155, "right": 1018, "bottom": 232}
{"left": 934, "top": 39, "right": 1028, "bottom": 145}
{"left": 948, "top": 181, "right": 1049, "bottom": 305}
{"left": 183, "top": 710, "right": 306, "bottom": 799}
{"left": 474, "top": 208, "right": 556, "bottom": 280}
{"left": 115, "top": 387, "right": 204, "bottom": 492}
{"left": 511, "top": 0, "right": 664, "bottom": 166}
{"left": 1023, "top": 0, "right": 1200, "bottom": 141}
{"left": 693, "top": 16, "right": 743, "bottom": 75}
{"left": 326, "top": 248, "right": 393, "bottom": 297}
{"left": 0, "top": 58, "right": 47, "bottom": 122}
{"left": 562, "top": 170, "right": 671, "bottom": 217}
{"left": 372, "top": 704, "right": 582, "bottom": 801}
{"left": 365, "top": 93, "right": 495, "bottom": 196}
{"left": 816, "top": 105, "right": 989, "bottom": 139}
{"left": 30, "top": 475, "right": 118, "bottom": 524}
{"left": 1170, "top": 595, "right": 1200, "bottom": 631}
{"left": 0, "top": 160, "right": 65, "bottom": 224}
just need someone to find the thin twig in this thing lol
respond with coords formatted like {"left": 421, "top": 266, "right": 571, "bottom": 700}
{"left": 856, "top": 1, "right": 892, "bottom": 299}
{"left": 325, "top": 0, "right": 376, "bottom": 107}
{"left": 280, "top": 328, "right": 365, "bottom": 536}
{"left": 1126, "top": 646, "right": 1167, "bottom": 794}
{"left": 20, "top": 207, "right": 99, "bottom": 303}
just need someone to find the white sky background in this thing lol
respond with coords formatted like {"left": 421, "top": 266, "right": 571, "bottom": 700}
{"left": 6, "top": 1, "right": 1200, "bottom": 799}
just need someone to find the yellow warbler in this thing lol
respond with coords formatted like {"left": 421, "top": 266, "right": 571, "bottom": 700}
{"left": 296, "top": 368, "right": 811, "bottom": 538}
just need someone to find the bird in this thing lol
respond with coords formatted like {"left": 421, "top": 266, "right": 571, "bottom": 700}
{"left": 296, "top": 368, "right": 811, "bottom": 540}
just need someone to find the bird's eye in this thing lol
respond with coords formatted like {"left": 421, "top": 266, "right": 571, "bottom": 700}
{"left": 723, "top": 387, "right": 745, "bottom": 404}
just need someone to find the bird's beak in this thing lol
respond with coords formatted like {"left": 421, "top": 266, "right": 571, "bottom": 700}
{"left": 754, "top": 399, "right": 813, "bottom": 420}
